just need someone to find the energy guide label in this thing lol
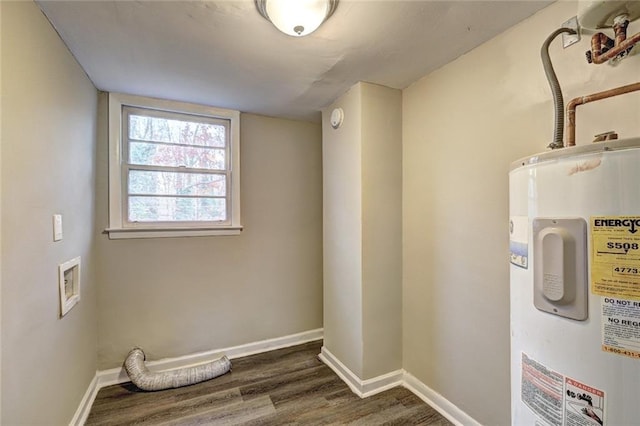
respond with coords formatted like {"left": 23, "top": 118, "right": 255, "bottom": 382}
{"left": 612, "top": 266, "right": 640, "bottom": 277}
{"left": 591, "top": 217, "right": 640, "bottom": 300}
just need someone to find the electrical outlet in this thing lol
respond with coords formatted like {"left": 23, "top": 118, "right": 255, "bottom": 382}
{"left": 562, "top": 16, "right": 581, "bottom": 49}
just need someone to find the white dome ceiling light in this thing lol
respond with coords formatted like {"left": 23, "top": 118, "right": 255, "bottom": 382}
{"left": 255, "top": 0, "right": 339, "bottom": 37}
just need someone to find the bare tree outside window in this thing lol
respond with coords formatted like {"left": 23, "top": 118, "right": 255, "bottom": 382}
{"left": 124, "top": 109, "right": 230, "bottom": 223}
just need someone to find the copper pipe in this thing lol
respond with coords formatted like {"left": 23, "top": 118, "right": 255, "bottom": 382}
{"left": 589, "top": 33, "right": 615, "bottom": 62}
{"left": 566, "top": 82, "right": 640, "bottom": 147}
{"left": 588, "top": 20, "right": 640, "bottom": 64}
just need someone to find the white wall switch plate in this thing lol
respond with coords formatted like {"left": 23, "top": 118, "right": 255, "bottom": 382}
{"left": 53, "top": 214, "right": 63, "bottom": 241}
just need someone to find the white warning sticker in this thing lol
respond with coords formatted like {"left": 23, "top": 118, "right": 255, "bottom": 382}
{"left": 564, "top": 377, "right": 605, "bottom": 426}
{"left": 601, "top": 297, "right": 640, "bottom": 360}
{"left": 521, "top": 353, "right": 563, "bottom": 426}
{"left": 521, "top": 354, "right": 607, "bottom": 426}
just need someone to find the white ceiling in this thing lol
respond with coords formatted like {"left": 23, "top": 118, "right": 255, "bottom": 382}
{"left": 37, "top": 0, "right": 553, "bottom": 122}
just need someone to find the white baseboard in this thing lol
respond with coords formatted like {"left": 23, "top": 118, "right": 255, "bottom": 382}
{"left": 402, "top": 372, "right": 481, "bottom": 426}
{"left": 318, "top": 346, "right": 403, "bottom": 398}
{"left": 71, "top": 328, "right": 323, "bottom": 425}
{"left": 318, "top": 347, "right": 480, "bottom": 426}
{"left": 69, "top": 374, "right": 99, "bottom": 426}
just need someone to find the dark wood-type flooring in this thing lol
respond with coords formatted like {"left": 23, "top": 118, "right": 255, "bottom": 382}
{"left": 86, "top": 341, "right": 451, "bottom": 425}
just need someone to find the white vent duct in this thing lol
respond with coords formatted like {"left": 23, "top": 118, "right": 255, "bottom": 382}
{"left": 124, "top": 347, "right": 231, "bottom": 391}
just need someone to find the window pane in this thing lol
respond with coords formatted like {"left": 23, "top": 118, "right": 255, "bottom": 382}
{"left": 129, "top": 142, "right": 225, "bottom": 170}
{"left": 129, "top": 197, "right": 226, "bottom": 222}
{"left": 129, "top": 171, "right": 226, "bottom": 197}
{"left": 129, "top": 114, "right": 226, "bottom": 147}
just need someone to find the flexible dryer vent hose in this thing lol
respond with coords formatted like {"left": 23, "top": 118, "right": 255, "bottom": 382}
{"left": 124, "top": 347, "right": 231, "bottom": 391}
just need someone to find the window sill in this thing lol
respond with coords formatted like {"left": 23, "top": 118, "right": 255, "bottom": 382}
{"left": 105, "top": 226, "right": 243, "bottom": 240}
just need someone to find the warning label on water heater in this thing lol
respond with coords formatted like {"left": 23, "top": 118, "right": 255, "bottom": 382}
{"left": 591, "top": 216, "right": 640, "bottom": 301}
{"left": 601, "top": 297, "right": 640, "bottom": 360}
{"left": 521, "top": 353, "right": 563, "bottom": 425}
{"left": 564, "top": 377, "right": 605, "bottom": 426}
{"left": 521, "top": 353, "right": 607, "bottom": 426}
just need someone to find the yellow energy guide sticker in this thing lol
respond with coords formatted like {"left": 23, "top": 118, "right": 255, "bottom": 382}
{"left": 591, "top": 217, "right": 640, "bottom": 301}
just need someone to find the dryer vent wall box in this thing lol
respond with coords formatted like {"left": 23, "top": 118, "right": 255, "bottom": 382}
{"left": 532, "top": 218, "right": 588, "bottom": 321}
{"left": 59, "top": 256, "right": 81, "bottom": 317}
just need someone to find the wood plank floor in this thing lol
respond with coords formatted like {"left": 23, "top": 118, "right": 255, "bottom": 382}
{"left": 86, "top": 341, "right": 451, "bottom": 425}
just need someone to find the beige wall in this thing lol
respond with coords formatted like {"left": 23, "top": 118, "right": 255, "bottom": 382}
{"left": 361, "top": 83, "right": 402, "bottom": 378}
{"left": 323, "top": 82, "right": 402, "bottom": 380}
{"left": 0, "top": 1, "right": 4, "bottom": 419}
{"left": 95, "top": 109, "right": 323, "bottom": 368}
{"left": 323, "top": 84, "right": 364, "bottom": 376}
{"left": 402, "top": 2, "right": 640, "bottom": 425}
{"left": 1, "top": 2, "right": 98, "bottom": 424}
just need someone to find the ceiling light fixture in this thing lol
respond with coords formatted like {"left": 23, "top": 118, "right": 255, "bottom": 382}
{"left": 255, "top": 0, "right": 339, "bottom": 37}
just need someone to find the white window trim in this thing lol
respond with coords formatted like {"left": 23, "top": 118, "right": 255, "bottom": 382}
{"left": 106, "top": 93, "right": 242, "bottom": 239}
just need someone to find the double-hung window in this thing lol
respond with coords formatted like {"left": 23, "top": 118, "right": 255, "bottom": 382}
{"left": 107, "top": 93, "right": 241, "bottom": 239}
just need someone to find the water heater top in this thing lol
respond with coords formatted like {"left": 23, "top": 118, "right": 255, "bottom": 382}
{"left": 510, "top": 137, "right": 640, "bottom": 172}
{"left": 578, "top": 0, "right": 640, "bottom": 30}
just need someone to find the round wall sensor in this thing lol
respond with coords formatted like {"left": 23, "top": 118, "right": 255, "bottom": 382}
{"left": 330, "top": 108, "right": 344, "bottom": 129}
